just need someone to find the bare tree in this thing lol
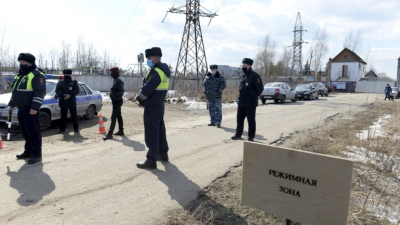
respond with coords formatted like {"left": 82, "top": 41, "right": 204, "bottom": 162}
{"left": 254, "top": 34, "right": 277, "bottom": 80}
{"left": 58, "top": 40, "right": 71, "bottom": 69}
{"left": 38, "top": 49, "right": 46, "bottom": 68}
{"left": 310, "top": 28, "right": 329, "bottom": 77}
{"left": 48, "top": 48, "right": 58, "bottom": 69}
{"left": 0, "top": 26, "right": 9, "bottom": 74}
{"left": 343, "top": 29, "right": 362, "bottom": 52}
{"left": 281, "top": 47, "right": 292, "bottom": 79}
{"left": 363, "top": 41, "right": 376, "bottom": 71}
{"left": 377, "top": 72, "right": 395, "bottom": 82}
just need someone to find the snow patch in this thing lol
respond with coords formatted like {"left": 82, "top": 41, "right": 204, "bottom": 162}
{"left": 357, "top": 115, "right": 392, "bottom": 140}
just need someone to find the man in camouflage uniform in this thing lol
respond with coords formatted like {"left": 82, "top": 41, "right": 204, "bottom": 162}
{"left": 203, "top": 65, "right": 226, "bottom": 128}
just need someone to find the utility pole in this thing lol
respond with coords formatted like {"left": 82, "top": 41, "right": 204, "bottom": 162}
{"left": 309, "top": 49, "right": 313, "bottom": 78}
{"left": 138, "top": 53, "right": 144, "bottom": 76}
{"left": 290, "top": 12, "right": 307, "bottom": 80}
{"left": 163, "top": 0, "right": 217, "bottom": 91}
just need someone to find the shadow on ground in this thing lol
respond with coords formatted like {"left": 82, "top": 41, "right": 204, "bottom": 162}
{"left": 152, "top": 162, "right": 248, "bottom": 224}
{"left": 6, "top": 163, "right": 55, "bottom": 206}
{"left": 220, "top": 126, "right": 268, "bottom": 142}
{"left": 107, "top": 136, "right": 146, "bottom": 151}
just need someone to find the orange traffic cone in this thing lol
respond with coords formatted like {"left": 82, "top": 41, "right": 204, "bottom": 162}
{"left": 0, "top": 133, "right": 8, "bottom": 149}
{"left": 96, "top": 113, "right": 107, "bottom": 134}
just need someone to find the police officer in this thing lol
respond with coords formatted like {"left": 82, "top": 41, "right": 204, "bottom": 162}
{"left": 203, "top": 64, "right": 226, "bottom": 128}
{"left": 231, "top": 58, "right": 263, "bottom": 142}
{"left": 8, "top": 53, "right": 46, "bottom": 164}
{"left": 104, "top": 67, "right": 125, "bottom": 140}
{"left": 135, "top": 47, "right": 170, "bottom": 169}
{"left": 56, "top": 69, "right": 80, "bottom": 133}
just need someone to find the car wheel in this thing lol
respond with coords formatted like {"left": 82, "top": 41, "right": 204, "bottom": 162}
{"left": 274, "top": 99, "right": 279, "bottom": 103}
{"left": 281, "top": 95, "right": 286, "bottom": 104}
{"left": 84, "top": 105, "right": 96, "bottom": 120}
{"left": 292, "top": 97, "right": 297, "bottom": 102}
{"left": 261, "top": 99, "right": 266, "bottom": 104}
{"left": 325, "top": 92, "right": 329, "bottom": 97}
{"left": 39, "top": 111, "right": 51, "bottom": 131}
{"left": 316, "top": 94, "right": 319, "bottom": 99}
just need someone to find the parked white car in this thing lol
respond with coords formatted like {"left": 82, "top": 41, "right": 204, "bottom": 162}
{"left": 0, "top": 76, "right": 103, "bottom": 131}
{"left": 260, "top": 82, "right": 297, "bottom": 104}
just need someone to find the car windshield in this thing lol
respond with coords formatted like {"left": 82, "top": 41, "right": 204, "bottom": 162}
{"left": 265, "top": 83, "right": 281, "bottom": 87}
{"left": 295, "top": 85, "right": 311, "bottom": 90}
{"left": 46, "top": 82, "right": 57, "bottom": 96}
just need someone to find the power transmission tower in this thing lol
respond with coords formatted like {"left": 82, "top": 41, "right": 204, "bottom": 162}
{"left": 163, "top": 0, "right": 217, "bottom": 91}
{"left": 290, "top": 12, "right": 307, "bottom": 78}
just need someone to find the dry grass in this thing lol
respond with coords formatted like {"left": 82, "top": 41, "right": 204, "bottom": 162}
{"left": 161, "top": 99, "right": 400, "bottom": 225}
{"left": 288, "top": 100, "right": 400, "bottom": 225}
{"left": 171, "top": 79, "right": 239, "bottom": 103}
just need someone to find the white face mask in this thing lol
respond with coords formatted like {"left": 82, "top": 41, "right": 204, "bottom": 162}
{"left": 211, "top": 71, "right": 216, "bottom": 75}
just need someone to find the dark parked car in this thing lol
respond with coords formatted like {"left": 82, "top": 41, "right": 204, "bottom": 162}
{"left": 294, "top": 84, "right": 319, "bottom": 100}
{"left": 391, "top": 87, "right": 400, "bottom": 99}
{"left": 325, "top": 84, "right": 333, "bottom": 93}
{"left": 310, "top": 82, "right": 329, "bottom": 97}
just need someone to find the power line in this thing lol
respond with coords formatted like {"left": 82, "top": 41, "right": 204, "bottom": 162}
{"left": 117, "top": 0, "right": 151, "bottom": 62}
{"left": 111, "top": 0, "right": 142, "bottom": 54}
{"left": 144, "top": 21, "right": 164, "bottom": 47}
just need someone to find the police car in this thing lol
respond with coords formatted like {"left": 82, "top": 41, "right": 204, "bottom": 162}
{"left": 0, "top": 75, "right": 103, "bottom": 131}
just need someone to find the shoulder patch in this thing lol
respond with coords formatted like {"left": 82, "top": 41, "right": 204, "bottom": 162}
{"left": 39, "top": 78, "right": 44, "bottom": 85}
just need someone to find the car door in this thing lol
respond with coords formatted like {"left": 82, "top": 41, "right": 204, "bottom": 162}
{"left": 286, "top": 84, "right": 295, "bottom": 99}
{"left": 75, "top": 84, "right": 88, "bottom": 115}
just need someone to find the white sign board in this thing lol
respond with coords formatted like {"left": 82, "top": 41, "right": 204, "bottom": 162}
{"left": 241, "top": 142, "right": 353, "bottom": 225}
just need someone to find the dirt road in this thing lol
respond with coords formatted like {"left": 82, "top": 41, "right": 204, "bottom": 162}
{"left": 0, "top": 93, "right": 380, "bottom": 225}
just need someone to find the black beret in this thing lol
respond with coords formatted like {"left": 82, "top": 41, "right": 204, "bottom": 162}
{"left": 63, "top": 69, "right": 72, "bottom": 75}
{"left": 242, "top": 58, "right": 254, "bottom": 66}
{"left": 18, "top": 53, "right": 36, "bottom": 64}
{"left": 145, "top": 47, "right": 162, "bottom": 58}
{"left": 210, "top": 64, "right": 218, "bottom": 69}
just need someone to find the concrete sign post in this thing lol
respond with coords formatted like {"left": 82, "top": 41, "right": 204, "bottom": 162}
{"left": 241, "top": 142, "right": 354, "bottom": 225}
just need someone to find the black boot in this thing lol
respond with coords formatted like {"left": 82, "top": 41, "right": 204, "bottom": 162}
{"left": 16, "top": 152, "right": 32, "bottom": 159}
{"left": 114, "top": 129, "right": 124, "bottom": 136}
{"left": 158, "top": 154, "right": 169, "bottom": 162}
{"left": 136, "top": 160, "right": 157, "bottom": 169}
{"left": 28, "top": 157, "right": 42, "bottom": 164}
{"left": 103, "top": 132, "right": 113, "bottom": 140}
{"left": 231, "top": 135, "right": 241, "bottom": 140}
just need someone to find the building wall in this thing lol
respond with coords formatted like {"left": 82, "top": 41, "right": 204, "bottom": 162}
{"left": 331, "top": 62, "right": 360, "bottom": 81}
{"left": 397, "top": 57, "right": 400, "bottom": 86}
{"left": 356, "top": 81, "right": 396, "bottom": 93}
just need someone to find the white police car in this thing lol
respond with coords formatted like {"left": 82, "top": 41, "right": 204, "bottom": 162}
{"left": 0, "top": 75, "right": 103, "bottom": 131}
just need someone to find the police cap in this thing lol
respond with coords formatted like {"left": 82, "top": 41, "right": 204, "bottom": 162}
{"left": 18, "top": 53, "right": 36, "bottom": 64}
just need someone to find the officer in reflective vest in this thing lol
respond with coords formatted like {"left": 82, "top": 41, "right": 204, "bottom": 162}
{"left": 135, "top": 47, "right": 171, "bottom": 169}
{"left": 8, "top": 53, "right": 46, "bottom": 164}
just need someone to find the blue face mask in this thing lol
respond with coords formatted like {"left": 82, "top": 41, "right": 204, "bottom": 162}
{"left": 147, "top": 59, "right": 154, "bottom": 68}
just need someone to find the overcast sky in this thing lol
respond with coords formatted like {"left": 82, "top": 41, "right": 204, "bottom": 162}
{"left": 1, "top": 0, "right": 399, "bottom": 78}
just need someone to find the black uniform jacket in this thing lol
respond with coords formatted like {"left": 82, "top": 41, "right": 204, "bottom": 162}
{"left": 55, "top": 78, "right": 79, "bottom": 107}
{"left": 237, "top": 68, "right": 264, "bottom": 108}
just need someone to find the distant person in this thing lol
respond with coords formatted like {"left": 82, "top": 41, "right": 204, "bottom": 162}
{"left": 8, "top": 53, "right": 46, "bottom": 164}
{"left": 384, "top": 84, "right": 392, "bottom": 101}
{"left": 135, "top": 47, "right": 170, "bottom": 169}
{"left": 231, "top": 58, "right": 264, "bottom": 142}
{"left": 104, "top": 67, "right": 125, "bottom": 140}
{"left": 203, "top": 64, "right": 226, "bottom": 128}
{"left": 56, "top": 69, "right": 80, "bottom": 133}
